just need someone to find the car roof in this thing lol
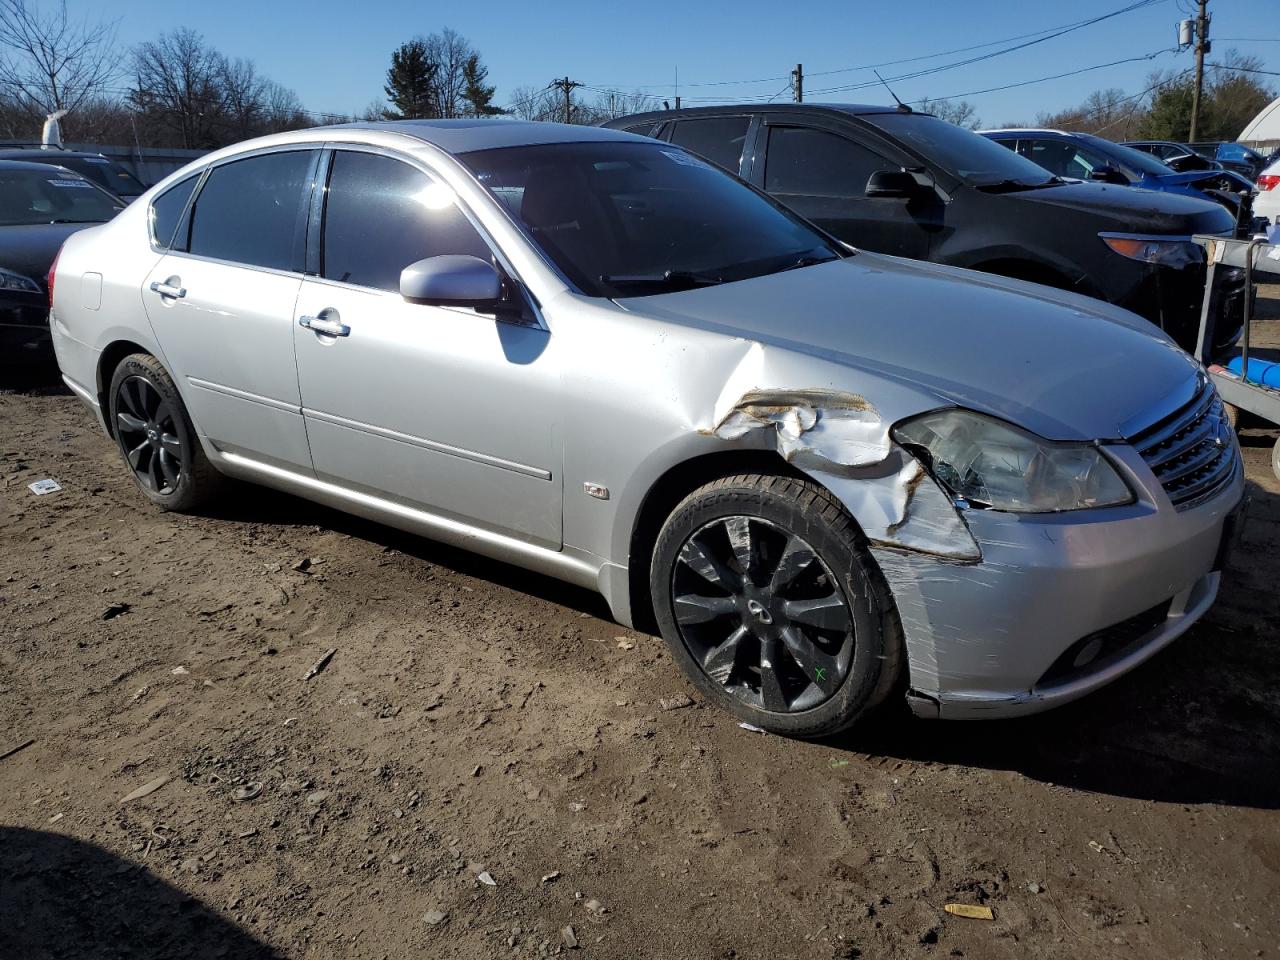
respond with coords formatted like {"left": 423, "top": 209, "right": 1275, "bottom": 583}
{"left": 979, "top": 128, "right": 1078, "bottom": 137}
{"left": 0, "top": 157, "right": 88, "bottom": 174}
{"left": 315, "top": 118, "right": 648, "bottom": 153}
{"left": 603, "top": 103, "right": 910, "bottom": 126}
{"left": 0, "top": 148, "right": 110, "bottom": 160}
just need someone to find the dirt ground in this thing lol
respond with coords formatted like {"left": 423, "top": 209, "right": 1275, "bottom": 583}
{"left": 3, "top": 298, "right": 1280, "bottom": 960}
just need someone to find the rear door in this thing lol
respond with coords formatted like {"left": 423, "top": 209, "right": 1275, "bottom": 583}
{"left": 141, "top": 148, "right": 320, "bottom": 473}
{"left": 755, "top": 120, "right": 933, "bottom": 258}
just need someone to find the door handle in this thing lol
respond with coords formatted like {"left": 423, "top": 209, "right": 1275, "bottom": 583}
{"left": 299, "top": 314, "right": 350, "bottom": 338}
{"left": 149, "top": 280, "right": 186, "bottom": 299}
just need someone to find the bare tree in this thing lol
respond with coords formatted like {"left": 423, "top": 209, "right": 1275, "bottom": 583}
{"left": 916, "top": 96, "right": 980, "bottom": 130}
{"left": 508, "top": 84, "right": 559, "bottom": 122}
{"left": 219, "top": 56, "right": 267, "bottom": 140}
{"left": 423, "top": 28, "right": 472, "bottom": 119}
{"left": 0, "top": 0, "right": 118, "bottom": 116}
{"left": 129, "top": 28, "right": 224, "bottom": 148}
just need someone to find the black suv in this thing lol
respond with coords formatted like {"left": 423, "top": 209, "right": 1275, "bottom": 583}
{"left": 604, "top": 104, "right": 1241, "bottom": 350}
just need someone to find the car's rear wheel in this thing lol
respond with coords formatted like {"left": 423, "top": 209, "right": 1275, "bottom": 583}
{"left": 108, "top": 353, "right": 222, "bottom": 511}
{"left": 651, "top": 474, "right": 903, "bottom": 738}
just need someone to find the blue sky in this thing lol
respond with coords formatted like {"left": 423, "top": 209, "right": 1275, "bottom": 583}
{"left": 75, "top": 0, "right": 1277, "bottom": 126}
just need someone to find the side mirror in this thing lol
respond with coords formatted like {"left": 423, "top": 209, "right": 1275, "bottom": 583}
{"left": 400, "top": 255, "right": 502, "bottom": 306}
{"left": 865, "top": 170, "right": 920, "bottom": 200}
{"left": 1089, "top": 165, "right": 1127, "bottom": 185}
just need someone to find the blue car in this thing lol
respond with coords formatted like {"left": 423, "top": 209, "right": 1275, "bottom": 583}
{"left": 982, "top": 129, "right": 1255, "bottom": 226}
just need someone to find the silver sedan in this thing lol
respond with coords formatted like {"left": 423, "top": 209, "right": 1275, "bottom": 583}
{"left": 49, "top": 120, "right": 1245, "bottom": 737}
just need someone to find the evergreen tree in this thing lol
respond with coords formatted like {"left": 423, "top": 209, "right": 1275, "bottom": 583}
{"left": 384, "top": 40, "right": 438, "bottom": 120}
{"left": 461, "top": 53, "right": 504, "bottom": 118}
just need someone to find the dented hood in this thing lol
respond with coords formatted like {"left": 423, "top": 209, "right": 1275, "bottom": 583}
{"left": 617, "top": 253, "right": 1200, "bottom": 442}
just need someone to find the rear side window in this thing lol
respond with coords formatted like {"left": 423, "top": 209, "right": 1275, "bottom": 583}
{"left": 321, "top": 150, "right": 492, "bottom": 293}
{"left": 188, "top": 151, "right": 316, "bottom": 271}
{"left": 668, "top": 117, "right": 750, "bottom": 173}
{"left": 764, "top": 126, "right": 891, "bottom": 198}
{"left": 150, "top": 175, "right": 198, "bottom": 249}
{"left": 621, "top": 121, "right": 657, "bottom": 137}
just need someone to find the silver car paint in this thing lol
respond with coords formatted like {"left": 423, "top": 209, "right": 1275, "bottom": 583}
{"left": 50, "top": 121, "right": 1244, "bottom": 719}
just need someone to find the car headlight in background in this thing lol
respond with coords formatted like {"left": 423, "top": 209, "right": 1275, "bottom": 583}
{"left": 0, "top": 266, "right": 41, "bottom": 293}
{"left": 1099, "top": 233, "right": 1203, "bottom": 269}
{"left": 893, "top": 409, "right": 1134, "bottom": 513}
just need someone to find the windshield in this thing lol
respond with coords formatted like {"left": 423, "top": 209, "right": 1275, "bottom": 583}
{"left": 0, "top": 167, "right": 123, "bottom": 225}
{"left": 57, "top": 157, "right": 146, "bottom": 197}
{"left": 1078, "top": 135, "right": 1175, "bottom": 178}
{"left": 864, "top": 113, "right": 1055, "bottom": 186}
{"left": 457, "top": 141, "right": 843, "bottom": 298}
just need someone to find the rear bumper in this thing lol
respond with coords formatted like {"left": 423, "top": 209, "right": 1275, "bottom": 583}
{"left": 877, "top": 444, "right": 1246, "bottom": 720}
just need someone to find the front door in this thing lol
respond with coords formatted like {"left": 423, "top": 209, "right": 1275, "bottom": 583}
{"left": 141, "top": 149, "right": 319, "bottom": 473}
{"left": 757, "top": 122, "right": 935, "bottom": 259}
{"left": 292, "top": 148, "right": 562, "bottom": 547}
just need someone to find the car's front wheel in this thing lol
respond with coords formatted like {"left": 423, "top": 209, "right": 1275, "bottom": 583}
{"left": 107, "top": 353, "right": 222, "bottom": 511}
{"left": 651, "top": 474, "right": 903, "bottom": 738}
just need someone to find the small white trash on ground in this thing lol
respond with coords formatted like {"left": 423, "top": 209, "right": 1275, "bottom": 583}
{"left": 27, "top": 479, "right": 61, "bottom": 495}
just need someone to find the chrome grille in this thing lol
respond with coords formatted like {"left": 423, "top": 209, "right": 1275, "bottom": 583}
{"left": 1129, "top": 382, "right": 1238, "bottom": 510}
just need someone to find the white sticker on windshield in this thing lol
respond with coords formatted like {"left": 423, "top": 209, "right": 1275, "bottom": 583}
{"left": 661, "top": 150, "right": 710, "bottom": 169}
{"left": 47, "top": 178, "right": 92, "bottom": 188}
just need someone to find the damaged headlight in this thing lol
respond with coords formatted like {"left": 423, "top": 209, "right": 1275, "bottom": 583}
{"left": 1099, "top": 233, "right": 1203, "bottom": 269}
{"left": 893, "top": 410, "right": 1133, "bottom": 513}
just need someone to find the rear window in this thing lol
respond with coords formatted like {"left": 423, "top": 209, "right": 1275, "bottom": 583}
{"left": 188, "top": 151, "right": 316, "bottom": 271}
{"left": 668, "top": 116, "right": 751, "bottom": 173}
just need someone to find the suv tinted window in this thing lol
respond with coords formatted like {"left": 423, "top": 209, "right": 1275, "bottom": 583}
{"left": 668, "top": 117, "right": 750, "bottom": 173}
{"left": 765, "top": 126, "right": 890, "bottom": 198}
{"left": 188, "top": 150, "right": 315, "bottom": 270}
{"left": 322, "top": 150, "right": 492, "bottom": 293}
{"left": 150, "top": 175, "right": 199, "bottom": 249}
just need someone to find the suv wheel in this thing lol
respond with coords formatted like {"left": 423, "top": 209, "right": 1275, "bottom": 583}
{"left": 651, "top": 474, "right": 903, "bottom": 738}
{"left": 108, "top": 353, "right": 222, "bottom": 511}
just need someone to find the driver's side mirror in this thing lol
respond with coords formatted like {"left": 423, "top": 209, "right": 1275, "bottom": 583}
{"left": 400, "top": 255, "right": 502, "bottom": 307}
{"left": 1088, "top": 165, "right": 1127, "bottom": 185}
{"left": 865, "top": 169, "right": 921, "bottom": 200}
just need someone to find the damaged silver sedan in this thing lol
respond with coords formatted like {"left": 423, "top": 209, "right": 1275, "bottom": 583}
{"left": 50, "top": 120, "right": 1245, "bottom": 737}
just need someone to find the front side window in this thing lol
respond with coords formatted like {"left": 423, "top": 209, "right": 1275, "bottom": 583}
{"left": 459, "top": 140, "right": 841, "bottom": 299}
{"left": 188, "top": 150, "right": 316, "bottom": 271}
{"left": 150, "top": 174, "right": 199, "bottom": 250}
{"left": 668, "top": 116, "right": 751, "bottom": 173}
{"left": 764, "top": 126, "right": 892, "bottom": 198}
{"left": 321, "top": 150, "right": 492, "bottom": 293}
{"left": 0, "top": 167, "right": 122, "bottom": 226}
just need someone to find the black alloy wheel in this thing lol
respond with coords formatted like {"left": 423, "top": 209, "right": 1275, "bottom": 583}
{"left": 671, "top": 515, "right": 855, "bottom": 713}
{"left": 114, "top": 374, "right": 184, "bottom": 495}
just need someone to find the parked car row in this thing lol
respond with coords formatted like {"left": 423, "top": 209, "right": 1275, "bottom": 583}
{"left": 604, "top": 104, "right": 1245, "bottom": 351}
{"left": 41, "top": 116, "right": 1245, "bottom": 737}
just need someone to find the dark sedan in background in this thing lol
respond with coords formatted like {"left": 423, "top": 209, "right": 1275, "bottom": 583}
{"left": 606, "top": 104, "right": 1240, "bottom": 350}
{"left": 0, "top": 149, "right": 146, "bottom": 201}
{"left": 0, "top": 160, "right": 124, "bottom": 372}
{"left": 982, "top": 128, "right": 1255, "bottom": 225}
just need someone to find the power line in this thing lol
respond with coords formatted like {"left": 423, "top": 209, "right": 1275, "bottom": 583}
{"left": 920, "top": 48, "right": 1177, "bottom": 102}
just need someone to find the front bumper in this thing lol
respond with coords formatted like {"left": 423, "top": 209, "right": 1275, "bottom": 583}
{"left": 0, "top": 294, "right": 53, "bottom": 365}
{"left": 875, "top": 443, "right": 1246, "bottom": 720}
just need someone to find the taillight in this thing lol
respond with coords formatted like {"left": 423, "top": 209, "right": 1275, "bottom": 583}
{"left": 47, "top": 245, "right": 61, "bottom": 309}
{"left": 1259, "top": 174, "right": 1280, "bottom": 192}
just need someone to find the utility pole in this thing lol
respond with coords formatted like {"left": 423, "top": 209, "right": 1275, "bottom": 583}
{"left": 793, "top": 63, "right": 804, "bottom": 103}
{"left": 1188, "top": 0, "right": 1210, "bottom": 143}
{"left": 550, "top": 77, "right": 582, "bottom": 124}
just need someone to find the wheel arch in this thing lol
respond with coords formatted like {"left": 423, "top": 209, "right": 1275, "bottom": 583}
{"left": 625, "top": 449, "right": 815, "bottom": 634}
{"left": 97, "top": 339, "right": 155, "bottom": 436}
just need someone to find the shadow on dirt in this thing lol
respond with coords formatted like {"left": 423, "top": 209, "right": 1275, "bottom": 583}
{"left": 838, "top": 476, "right": 1280, "bottom": 809}
{"left": 0, "top": 827, "right": 280, "bottom": 960}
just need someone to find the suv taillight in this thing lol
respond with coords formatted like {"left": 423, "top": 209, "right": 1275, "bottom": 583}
{"left": 47, "top": 245, "right": 61, "bottom": 309}
{"left": 1259, "top": 174, "right": 1280, "bottom": 192}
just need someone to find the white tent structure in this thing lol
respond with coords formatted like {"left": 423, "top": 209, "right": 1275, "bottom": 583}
{"left": 1240, "top": 96, "right": 1280, "bottom": 151}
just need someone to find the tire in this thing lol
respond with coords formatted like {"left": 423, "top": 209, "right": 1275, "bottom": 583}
{"left": 107, "top": 353, "right": 222, "bottom": 511}
{"left": 1272, "top": 437, "right": 1280, "bottom": 483}
{"left": 650, "top": 473, "right": 903, "bottom": 739}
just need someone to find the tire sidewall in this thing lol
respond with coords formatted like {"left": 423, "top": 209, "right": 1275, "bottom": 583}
{"left": 107, "top": 355, "right": 203, "bottom": 510}
{"left": 651, "top": 478, "right": 890, "bottom": 737}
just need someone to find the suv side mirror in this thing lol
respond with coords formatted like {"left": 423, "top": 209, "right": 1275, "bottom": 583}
{"left": 400, "top": 255, "right": 502, "bottom": 306}
{"left": 865, "top": 169, "right": 920, "bottom": 199}
{"left": 1089, "top": 165, "right": 1127, "bottom": 185}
